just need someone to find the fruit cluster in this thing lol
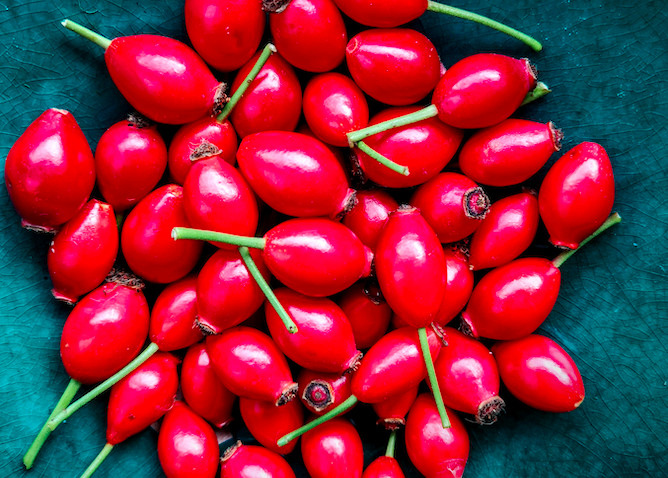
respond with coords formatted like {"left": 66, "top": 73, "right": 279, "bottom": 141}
{"left": 6, "top": 1, "right": 620, "bottom": 477}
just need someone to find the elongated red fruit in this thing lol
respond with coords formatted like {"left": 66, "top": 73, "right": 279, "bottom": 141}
{"left": 492, "top": 334, "right": 585, "bottom": 412}
{"left": 371, "top": 385, "right": 418, "bottom": 430}
{"left": 337, "top": 281, "right": 392, "bottom": 349}
{"left": 539, "top": 142, "right": 615, "bottom": 249}
{"left": 342, "top": 190, "right": 398, "bottom": 251}
{"left": 298, "top": 369, "right": 353, "bottom": 416}
{"left": 434, "top": 246, "right": 474, "bottom": 325}
{"left": 220, "top": 442, "right": 296, "bottom": 478}
{"left": 301, "top": 418, "right": 364, "bottom": 478}
{"left": 5, "top": 108, "right": 95, "bottom": 232}
{"left": 239, "top": 397, "right": 304, "bottom": 455}
{"left": 333, "top": 0, "right": 425, "bottom": 27}
{"left": 47, "top": 199, "right": 118, "bottom": 304}
{"left": 362, "top": 456, "right": 405, "bottom": 478}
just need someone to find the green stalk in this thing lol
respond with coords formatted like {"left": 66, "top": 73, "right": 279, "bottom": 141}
{"left": 172, "top": 227, "right": 266, "bottom": 249}
{"left": 217, "top": 43, "right": 277, "bottom": 122}
{"left": 61, "top": 19, "right": 111, "bottom": 50}
{"left": 347, "top": 105, "right": 438, "bottom": 146}
{"left": 552, "top": 213, "right": 621, "bottom": 268}
{"left": 277, "top": 395, "right": 358, "bottom": 446}
{"left": 79, "top": 443, "right": 114, "bottom": 478}
{"left": 47, "top": 342, "right": 160, "bottom": 431}
{"left": 385, "top": 429, "right": 398, "bottom": 458}
{"left": 522, "top": 81, "right": 551, "bottom": 106}
{"left": 239, "top": 246, "right": 297, "bottom": 334}
{"left": 419, "top": 326, "right": 450, "bottom": 428}
{"left": 22, "top": 378, "right": 81, "bottom": 469}
{"left": 426, "top": 2, "right": 542, "bottom": 52}
{"left": 356, "top": 141, "right": 409, "bottom": 176}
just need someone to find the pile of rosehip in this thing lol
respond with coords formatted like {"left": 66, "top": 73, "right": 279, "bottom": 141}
{"left": 6, "top": 0, "right": 620, "bottom": 477}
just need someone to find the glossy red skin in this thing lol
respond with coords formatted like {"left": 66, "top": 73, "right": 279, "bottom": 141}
{"left": 237, "top": 131, "right": 354, "bottom": 218}
{"left": 410, "top": 172, "right": 488, "bottom": 243}
{"left": 230, "top": 51, "right": 302, "bottom": 138}
{"left": 60, "top": 282, "right": 149, "bottom": 384}
{"left": 405, "top": 394, "right": 469, "bottom": 478}
{"left": 185, "top": 0, "right": 265, "bottom": 72}
{"left": 303, "top": 73, "right": 369, "bottom": 147}
{"left": 149, "top": 276, "right": 203, "bottom": 351}
{"left": 5, "top": 108, "right": 95, "bottom": 232}
{"left": 48, "top": 199, "right": 118, "bottom": 304}
{"left": 539, "top": 141, "right": 615, "bottom": 249}
{"left": 346, "top": 29, "right": 440, "bottom": 106}
{"left": 105, "top": 35, "right": 219, "bottom": 124}
{"left": 301, "top": 418, "right": 364, "bottom": 478}
{"left": 375, "top": 207, "right": 447, "bottom": 328}
{"left": 433, "top": 53, "right": 536, "bottom": 129}
{"left": 206, "top": 326, "right": 297, "bottom": 405}
{"left": 266, "top": 288, "right": 361, "bottom": 373}
{"left": 362, "top": 456, "right": 406, "bottom": 478}
{"left": 434, "top": 328, "right": 502, "bottom": 421}
{"left": 337, "top": 281, "right": 392, "bottom": 349}
{"left": 181, "top": 343, "right": 236, "bottom": 428}
{"left": 459, "top": 119, "right": 561, "bottom": 186}
{"left": 183, "top": 156, "right": 259, "bottom": 243}
{"left": 239, "top": 397, "right": 304, "bottom": 455}
{"left": 461, "top": 257, "right": 561, "bottom": 340}
{"left": 263, "top": 218, "right": 372, "bottom": 297}
{"left": 468, "top": 192, "right": 539, "bottom": 270}
{"left": 342, "top": 190, "right": 398, "bottom": 251}
{"left": 106, "top": 352, "right": 179, "bottom": 445}
{"left": 333, "top": 0, "right": 426, "bottom": 27}
{"left": 196, "top": 248, "right": 269, "bottom": 334}
{"left": 355, "top": 106, "right": 463, "bottom": 188}
{"left": 220, "top": 444, "right": 296, "bottom": 478}
{"left": 157, "top": 401, "right": 219, "bottom": 478}
{"left": 270, "top": 0, "right": 347, "bottom": 72}
{"left": 351, "top": 326, "right": 441, "bottom": 403}
{"left": 371, "top": 385, "right": 418, "bottom": 430}
{"left": 434, "top": 247, "right": 474, "bottom": 325}
{"left": 297, "top": 369, "right": 353, "bottom": 416}
{"left": 492, "top": 334, "right": 585, "bottom": 412}
{"left": 121, "top": 184, "right": 203, "bottom": 284}
{"left": 94, "top": 119, "right": 167, "bottom": 211}
{"left": 168, "top": 117, "right": 238, "bottom": 185}
{"left": 296, "top": 122, "right": 350, "bottom": 174}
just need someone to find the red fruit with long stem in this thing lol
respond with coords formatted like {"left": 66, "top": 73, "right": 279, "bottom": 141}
{"left": 301, "top": 418, "right": 364, "bottom": 478}
{"left": 185, "top": 0, "right": 265, "bottom": 72}
{"left": 220, "top": 442, "right": 296, "bottom": 478}
{"left": 181, "top": 343, "right": 236, "bottom": 428}
{"left": 237, "top": 131, "right": 355, "bottom": 218}
{"left": 342, "top": 190, "right": 398, "bottom": 251}
{"left": 410, "top": 172, "right": 490, "bottom": 244}
{"left": 539, "top": 141, "right": 615, "bottom": 250}
{"left": 206, "top": 326, "right": 298, "bottom": 405}
{"left": 239, "top": 397, "right": 304, "bottom": 455}
{"left": 5, "top": 108, "right": 95, "bottom": 232}
{"left": 346, "top": 28, "right": 440, "bottom": 106}
{"left": 405, "top": 394, "right": 469, "bottom": 478}
{"left": 468, "top": 191, "right": 540, "bottom": 270}
{"left": 298, "top": 369, "right": 353, "bottom": 416}
{"left": 371, "top": 385, "right": 418, "bottom": 430}
{"left": 157, "top": 401, "right": 219, "bottom": 478}
{"left": 94, "top": 115, "right": 167, "bottom": 211}
{"left": 303, "top": 72, "right": 370, "bottom": 147}
{"left": 337, "top": 281, "right": 392, "bottom": 349}
{"left": 434, "top": 328, "right": 504, "bottom": 424}
{"left": 47, "top": 199, "right": 118, "bottom": 304}
{"left": 492, "top": 334, "right": 585, "bottom": 412}
{"left": 121, "top": 184, "right": 203, "bottom": 284}
{"left": 362, "top": 430, "right": 405, "bottom": 478}
{"left": 458, "top": 119, "right": 562, "bottom": 187}
{"left": 269, "top": 0, "right": 347, "bottom": 72}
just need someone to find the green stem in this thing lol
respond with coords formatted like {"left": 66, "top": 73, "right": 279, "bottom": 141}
{"left": 277, "top": 395, "right": 358, "bottom": 446}
{"left": 61, "top": 19, "right": 112, "bottom": 50}
{"left": 22, "top": 378, "right": 81, "bottom": 469}
{"left": 552, "top": 213, "right": 621, "bottom": 268}
{"left": 172, "top": 227, "right": 266, "bottom": 249}
{"left": 217, "top": 43, "right": 276, "bottom": 122}
{"left": 521, "top": 81, "right": 551, "bottom": 106}
{"left": 80, "top": 443, "right": 114, "bottom": 478}
{"left": 426, "top": 2, "right": 542, "bottom": 52}
{"left": 239, "top": 246, "right": 297, "bottom": 334}
{"left": 419, "top": 327, "right": 450, "bottom": 428}
{"left": 385, "top": 429, "right": 398, "bottom": 458}
{"left": 347, "top": 105, "right": 438, "bottom": 146}
{"left": 356, "top": 141, "right": 409, "bottom": 176}
{"left": 47, "top": 342, "right": 160, "bottom": 431}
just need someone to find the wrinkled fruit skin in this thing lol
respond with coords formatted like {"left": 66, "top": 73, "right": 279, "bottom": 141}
{"left": 333, "top": 0, "right": 426, "bottom": 28}
{"left": 220, "top": 443, "right": 296, "bottom": 478}
{"left": 492, "top": 334, "right": 585, "bottom": 413}
{"left": 539, "top": 141, "right": 615, "bottom": 249}
{"left": 239, "top": 397, "right": 304, "bottom": 455}
{"left": 301, "top": 418, "right": 364, "bottom": 478}
{"left": 5, "top": 108, "right": 95, "bottom": 232}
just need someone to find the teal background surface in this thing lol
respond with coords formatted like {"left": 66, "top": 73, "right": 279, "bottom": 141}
{"left": 1, "top": 0, "right": 666, "bottom": 476}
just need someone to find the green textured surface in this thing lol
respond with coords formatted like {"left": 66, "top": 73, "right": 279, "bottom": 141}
{"left": 0, "top": 1, "right": 666, "bottom": 477}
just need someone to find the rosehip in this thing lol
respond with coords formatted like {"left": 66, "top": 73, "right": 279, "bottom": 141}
{"left": 337, "top": 281, "right": 392, "bottom": 349}
{"left": 371, "top": 385, "right": 418, "bottom": 430}
{"left": 342, "top": 190, "right": 398, "bottom": 251}
{"left": 297, "top": 369, "right": 353, "bottom": 416}
{"left": 220, "top": 442, "right": 296, "bottom": 478}
{"left": 239, "top": 397, "right": 304, "bottom": 455}
{"left": 301, "top": 418, "right": 364, "bottom": 478}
